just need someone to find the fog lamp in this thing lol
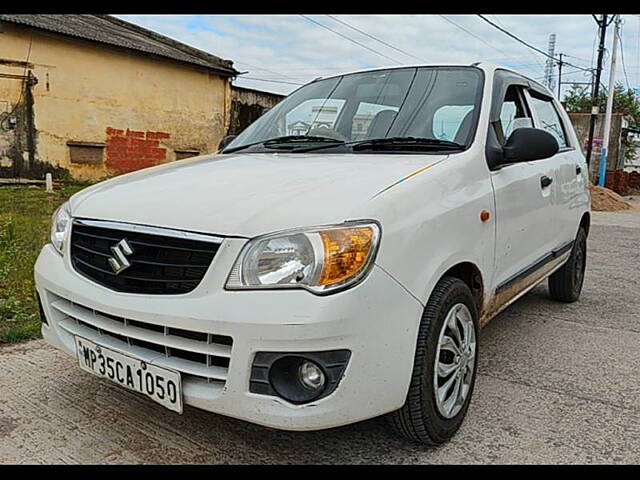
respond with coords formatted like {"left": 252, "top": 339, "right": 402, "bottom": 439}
{"left": 298, "top": 361, "right": 325, "bottom": 391}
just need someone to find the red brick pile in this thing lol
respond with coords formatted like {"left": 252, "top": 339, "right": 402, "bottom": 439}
{"left": 603, "top": 170, "right": 640, "bottom": 195}
{"left": 604, "top": 170, "right": 629, "bottom": 195}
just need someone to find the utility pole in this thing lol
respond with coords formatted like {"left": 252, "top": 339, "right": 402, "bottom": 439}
{"left": 544, "top": 34, "right": 557, "bottom": 91}
{"left": 557, "top": 53, "right": 563, "bottom": 98}
{"left": 598, "top": 15, "right": 620, "bottom": 187}
{"left": 586, "top": 14, "right": 608, "bottom": 170}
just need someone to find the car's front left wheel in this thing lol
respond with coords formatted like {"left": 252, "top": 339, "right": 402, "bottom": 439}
{"left": 388, "top": 276, "right": 478, "bottom": 446}
{"left": 548, "top": 227, "right": 587, "bottom": 303}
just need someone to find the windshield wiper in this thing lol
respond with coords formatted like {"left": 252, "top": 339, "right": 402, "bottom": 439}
{"left": 350, "top": 137, "right": 466, "bottom": 151}
{"left": 222, "top": 135, "right": 344, "bottom": 153}
{"left": 262, "top": 135, "right": 345, "bottom": 150}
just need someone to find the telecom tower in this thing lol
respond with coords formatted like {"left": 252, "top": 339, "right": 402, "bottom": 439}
{"left": 544, "top": 33, "right": 556, "bottom": 91}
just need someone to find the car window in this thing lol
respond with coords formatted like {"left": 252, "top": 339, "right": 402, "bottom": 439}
{"left": 225, "top": 67, "right": 484, "bottom": 153}
{"left": 432, "top": 105, "right": 474, "bottom": 142}
{"left": 496, "top": 85, "right": 533, "bottom": 144}
{"left": 528, "top": 93, "right": 568, "bottom": 148}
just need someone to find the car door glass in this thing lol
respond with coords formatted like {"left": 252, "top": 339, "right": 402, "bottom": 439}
{"left": 528, "top": 94, "right": 568, "bottom": 148}
{"left": 496, "top": 85, "right": 532, "bottom": 144}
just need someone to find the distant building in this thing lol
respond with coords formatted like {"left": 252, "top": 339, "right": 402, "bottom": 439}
{"left": 568, "top": 112, "right": 633, "bottom": 179}
{"left": 310, "top": 105, "right": 338, "bottom": 129}
{"left": 288, "top": 120, "right": 311, "bottom": 136}
{"left": 351, "top": 113, "right": 375, "bottom": 140}
{"left": 228, "top": 85, "right": 284, "bottom": 138}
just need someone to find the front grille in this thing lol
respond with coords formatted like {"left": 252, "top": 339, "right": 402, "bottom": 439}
{"left": 70, "top": 220, "right": 221, "bottom": 295}
{"left": 49, "top": 295, "right": 233, "bottom": 385}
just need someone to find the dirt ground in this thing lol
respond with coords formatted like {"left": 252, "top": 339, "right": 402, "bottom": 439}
{"left": 1, "top": 210, "right": 639, "bottom": 464}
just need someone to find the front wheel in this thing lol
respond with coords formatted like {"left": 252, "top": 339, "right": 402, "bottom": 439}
{"left": 548, "top": 227, "right": 587, "bottom": 303}
{"left": 388, "top": 277, "right": 479, "bottom": 445}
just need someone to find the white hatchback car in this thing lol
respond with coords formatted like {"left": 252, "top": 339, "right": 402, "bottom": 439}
{"left": 35, "top": 63, "right": 590, "bottom": 445}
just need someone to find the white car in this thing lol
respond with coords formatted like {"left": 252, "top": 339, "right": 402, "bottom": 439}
{"left": 35, "top": 63, "right": 590, "bottom": 445}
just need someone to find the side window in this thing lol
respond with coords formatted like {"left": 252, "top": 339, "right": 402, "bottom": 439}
{"left": 495, "top": 85, "right": 533, "bottom": 144}
{"left": 527, "top": 93, "right": 568, "bottom": 148}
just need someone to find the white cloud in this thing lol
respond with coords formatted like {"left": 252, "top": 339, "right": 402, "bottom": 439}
{"left": 117, "top": 14, "right": 640, "bottom": 96}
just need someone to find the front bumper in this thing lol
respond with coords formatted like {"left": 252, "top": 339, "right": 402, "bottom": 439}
{"left": 35, "top": 240, "right": 423, "bottom": 431}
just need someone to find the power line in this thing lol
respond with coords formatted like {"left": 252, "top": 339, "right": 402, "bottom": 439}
{"left": 476, "top": 14, "right": 594, "bottom": 74}
{"left": 617, "top": 26, "right": 631, "bottom": 89}
{"left": 235, "top": 61, "right": 309, "bottom": 83}
{"left": 535, "top": 68, "right": 586, "bottom": 80}
{"left": 489, "top": 15, "right": 546, "bottom": 70}
{"left": 1, "top": 33, "right": 33, "bottom": 131}
{"left": 439, "top": 15, "right": 520, "bottom": 60}
{"left": 300, "top": 15, "right": 402, "bottom": 65}
{"left": 326, "top": 15, "right": 428, "bottom": 63}
{"left": 239, "top": 77, "right": 303, "bottom": 86}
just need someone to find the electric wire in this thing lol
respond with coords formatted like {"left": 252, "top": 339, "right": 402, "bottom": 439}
{"left": 617, "top": 26, "right": 631, "bottom": 90}
{"left": 476, "top": 14, "right": 594, "bottom": 74}
{"left": 299, "top": 15, "right": 403, "bottom": 65}
{"left": 1, "top": 34, "right": 33, "bottom": 131}
{"left": 326, "top": 15, "right": 429, "bottom": 63}
{"left": 240, "top": 77, "right": 304, "bottom": 86}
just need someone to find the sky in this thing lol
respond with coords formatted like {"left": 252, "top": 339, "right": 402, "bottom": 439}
{"left": 116, "top": 14, "right": 640, "bottom": 99}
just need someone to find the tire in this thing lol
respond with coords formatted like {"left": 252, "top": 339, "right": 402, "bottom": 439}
{"left": 548, "top": 227, "right": 587, "bottom": 303}
{"left": 388, "top": 276, "right": 479, "bottom": 446}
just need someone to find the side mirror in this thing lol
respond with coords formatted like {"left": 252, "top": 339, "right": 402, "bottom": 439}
{"left": 218, "top": 135, "right": 237, "bottom": 151}
{"left": 502, "top": 127, "right": 559, "bottom": 163}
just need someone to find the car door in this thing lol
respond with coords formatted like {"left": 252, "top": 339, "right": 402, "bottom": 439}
{"left": 488, "top": 80, "right": 560, "bottom": 296}
{"left": 525, "top": 90, "right": 585, "bottom": 245}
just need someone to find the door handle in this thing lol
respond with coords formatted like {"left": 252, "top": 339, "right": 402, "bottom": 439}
{"left": 576, "top": 165, "right": 582, "bottom": 175}
{"left": 540, "top": 175, "right": 553, "bottom": 188}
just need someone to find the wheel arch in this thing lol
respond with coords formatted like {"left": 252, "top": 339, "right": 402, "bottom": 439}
{"left": 440, "top": 261, "right": 485, "bottom": 317}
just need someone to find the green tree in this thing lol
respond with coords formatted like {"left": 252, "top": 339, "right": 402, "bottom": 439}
{"left": 563, "top": 82, "right": 640, "bottom": 162}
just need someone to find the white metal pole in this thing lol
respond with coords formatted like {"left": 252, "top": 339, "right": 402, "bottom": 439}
{"left": 598, "top": 15, "right": 620, "bottom": 187}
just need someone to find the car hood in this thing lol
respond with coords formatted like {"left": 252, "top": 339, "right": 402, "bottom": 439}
{"left": 70, "top": 152, "right": 448, "bottom": 238}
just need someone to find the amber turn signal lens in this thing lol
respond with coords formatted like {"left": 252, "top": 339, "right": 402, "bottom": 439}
{"left": 319, "top": 227, "right": 374, "bottom": 286}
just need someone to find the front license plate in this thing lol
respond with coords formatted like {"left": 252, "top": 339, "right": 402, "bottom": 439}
{"left": 75, "top": 336, "right": 183, "bottom": 413}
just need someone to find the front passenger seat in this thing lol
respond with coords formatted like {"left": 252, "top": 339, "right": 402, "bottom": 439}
{"left": 366, "top": 110, "right": 397, "bottom": 139}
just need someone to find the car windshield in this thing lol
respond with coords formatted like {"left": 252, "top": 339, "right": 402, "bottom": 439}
{"left": 224, "top": 66, "right": 484, "bottom": 154}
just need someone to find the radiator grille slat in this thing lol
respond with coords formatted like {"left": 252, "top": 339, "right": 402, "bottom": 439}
{"left": 50, "top": 299, "right": 232, "bottom": 358}
{"left": 52, "top": 298, "right": 232, "bottom": 383}
{"left": 70, "top": 221, "right": 220, "bottom": 295}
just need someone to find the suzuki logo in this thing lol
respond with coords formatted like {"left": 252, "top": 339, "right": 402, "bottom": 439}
{"left": 108, "top": 239, "right": 134, "bottom": 274}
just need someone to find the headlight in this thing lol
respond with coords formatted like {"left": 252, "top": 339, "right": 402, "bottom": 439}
{"left": 226, "top": 221, "right": 380, "bottom": 294}
{"left": 50, "top": 202, "right": 72, "bottom": 254}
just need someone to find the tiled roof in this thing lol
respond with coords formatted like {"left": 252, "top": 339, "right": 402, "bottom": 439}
{"left": 0, "top": 14, "right": 238, "bottom": 76}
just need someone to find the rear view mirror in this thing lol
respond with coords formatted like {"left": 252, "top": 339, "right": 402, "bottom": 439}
{"left": 502, "top": 128, "right": 559, "bottom": 163}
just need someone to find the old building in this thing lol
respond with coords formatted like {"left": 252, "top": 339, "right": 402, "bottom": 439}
{"left": 568, "top": 112, "right": 633, "bottom": 181}
{"left": 0, "top": 14, "right": 239, "bottom": 180}
{"left": 228, "top": 86, "right": 283, "bottom": 137}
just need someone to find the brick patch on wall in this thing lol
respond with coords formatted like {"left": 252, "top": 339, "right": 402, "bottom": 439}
{"left": 105, "top": 127, "right": 170, "bottom": 174}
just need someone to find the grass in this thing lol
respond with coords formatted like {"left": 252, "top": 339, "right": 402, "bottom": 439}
{"left": 0, "top": 184, "right": 87, "bottom": 344}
